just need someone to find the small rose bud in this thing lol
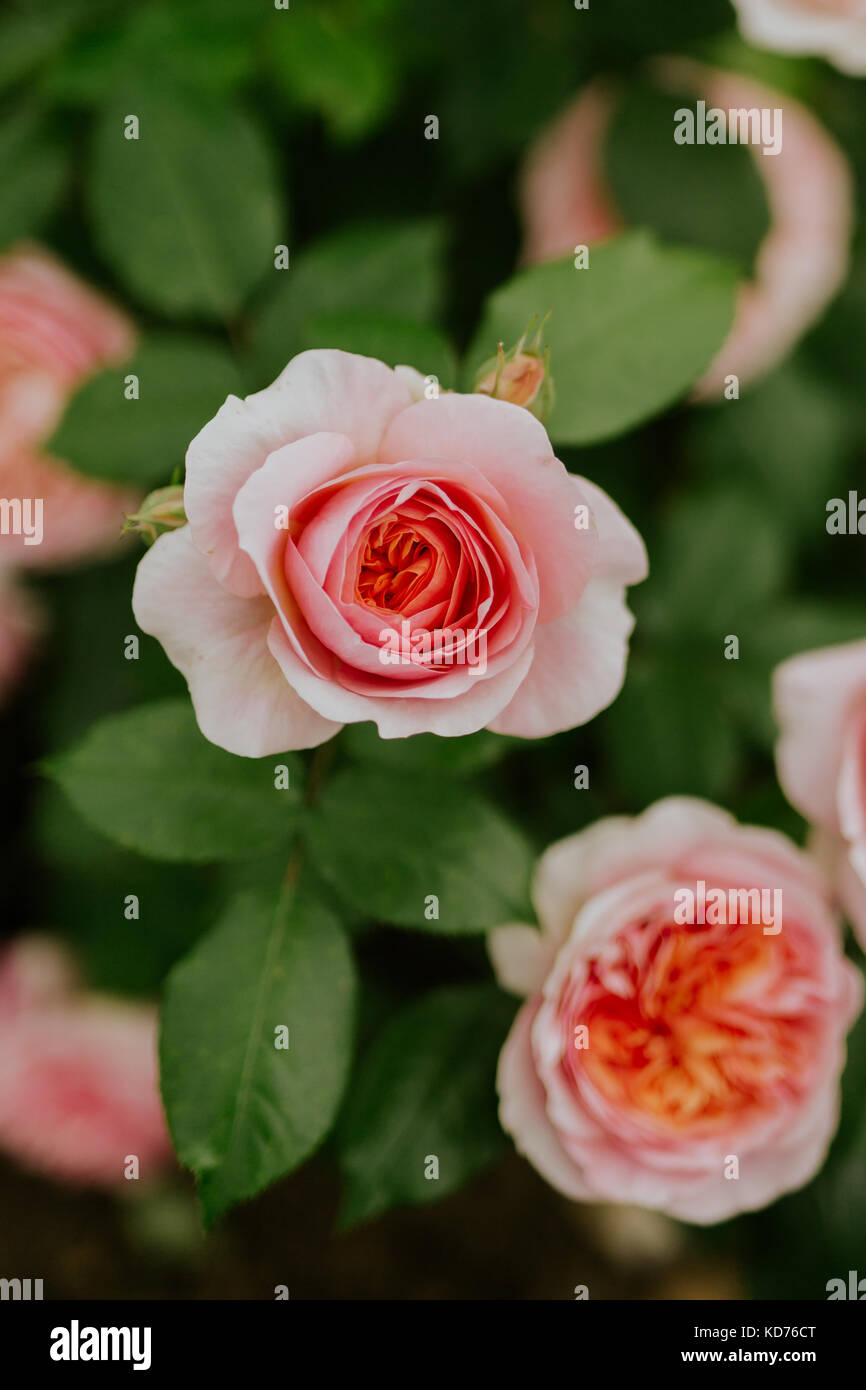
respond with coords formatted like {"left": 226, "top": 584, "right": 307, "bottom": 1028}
{"left": 472, "top": 315, "right": 554, "bottom": 421}
{"left": 123, "top": 485, "right": 186, "bottom": 547}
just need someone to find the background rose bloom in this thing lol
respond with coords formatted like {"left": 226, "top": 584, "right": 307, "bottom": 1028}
{"left": 774, "top": 637, "right": 866, "bottom": 894}
{"left": 133, "top": 349, "right": 646, "bottom": 756}
{"left": 0, "top": 936, "right": 171, "bottom": 1187}
{"left": 731, "top": 0, "right": 866, "bottom": 75}
{"left": 0, "top": 245, "right": 139, "bottom": 701}
{"left": 489, "top": 799, "right": 862, "bottom": 1224}
{"left": 520, "top": 63, "right": 852, "bottom": 400}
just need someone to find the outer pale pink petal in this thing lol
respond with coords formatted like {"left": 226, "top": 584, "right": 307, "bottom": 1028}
{"left": 379, "top": 394, "right": 596, "bottom": 623}
{"left": 487, "top": 924, "right": 553, "bottom": 997}
{"left": 731, "top": 0, "right": 866, "bottom": 74}
{"left": 0, "top": 934, "right": 79, "bottom": 1016}
{"left": 526, "top": 799, "right": 738, "bottom": 948}
{"left": 497, "top": 1000, "right": 594, "bottom": 1201}
{"left": 184, "top": 351, "right": 413, "bottom": 598}
{"left": 132, "top": 526, "right": 340, "bottom": 756}
{"left": 488, "top": 577, "right": 634, "bottom": 738}
{"left": 519, "top": 82, "right": 622, "bottom": 264}
{"left": 812, "top": 827, "right": 866, "bottom": 952}
{"left": 773, "top": 638, "right": 866, "bottom": 832}
{"left": 266, "top": 618, "right": 534, "bottom": 737}
{"left": 0, "top": 450, "right": 138, "bottom": 570}
{"left": 570, "top": 474, "right": 648, "bottom": 584}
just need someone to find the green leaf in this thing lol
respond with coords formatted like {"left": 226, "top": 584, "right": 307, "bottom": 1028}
{"left": 43, "top": 0, "right": 256, "bottom": 107}
{"left": 251, "top": 218, "right": 445, "bottom": 384}
{"left": 600, "top": 653, "right": 743, "bottom": 804}
{"left": 88, "top": 82, "right": 282, "bottom": 320}
{"left": 0, "top": 2, "right": 91, "bottom": 93}
{"left": 48, "top": 333, "right": 241, "bottom": 485}
{"left": 304, "top": 766, "right": 533, "bottom": 931}
{"left": 306, "top": 313, "right": 456, "bottom": 386}
{"left": 42, "top": 698, "right": 303, "bottom": 863}
{"left": 161, "top": 882, "right": 356, "bottom": 1226}
{"left": 466, "top": 232, "right": 738, "bottom": 445}
{"left": 337, "top": 983, "right": 515, "bottom": 1226}
{"left": 605, "top": 80, "right": 770, "bottom": 270}
{"left": 643, "top": 489, "right": 788, "bottom": 639}
{"left": 265, "top": 5, "right": 396, "bottom": 142}
{"left": 684, "top": 365, "right": 852, "bottom": 537}
{"left": 0, "top": 105, "right": 68, "bottom": 247}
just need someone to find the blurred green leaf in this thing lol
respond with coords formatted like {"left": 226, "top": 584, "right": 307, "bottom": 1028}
{"left": 0, "top": 1, "right": 94, "bottom": 92}
{"left": 605, "top": 81, "right": 770, "bottom": 270}
{"left": 89, "top": 83, "right": 282, "bottom": 320}
{"left": 306, "top": 313, "right": 456, "bottom": 385}
{"left": 466, "top": 232, "right": 738, "bottom": 445}
{"left": 601, "top": 652, "right": 743, "bottom": 803}
{"left": 43, "top": 698, "right": 303, "bottom": 863}
{"left": 43, "top": 0, "right": 255, "bottom": 106}
{"left": 337, "top": 983, "right": 515, "bottom": 1226}
{"left": 32, "top": 784, "right": 216, "bottom": 997}
{"left": 49, "top": 333, "right": 241, "bottom": 485}
{"left": 161, "top": 881, "right": 356, "bottom": 1226}
{"left": 265, "top": 4, "right": 396, "bottom": 142}
{"left": 305, "top": 765, "right": 533, "bottom": 931}
{"left": 644, "top": 489, "right": 789, "bottom": 639}
{"left": 251, "top": 218, "right": 446, "bottom": 383}
{"left": 684, "top": 364, "right": 853, "bottom": 536}
{"left": 0, "top": 105, "right": 68, "bottom": 247}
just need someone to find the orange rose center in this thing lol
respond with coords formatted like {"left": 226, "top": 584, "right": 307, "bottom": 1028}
{"left": 357, "top": 514, "right": 434, "bottom": 611}
{"left": 573, "top": 919, "right": 811, "bottom": 1134}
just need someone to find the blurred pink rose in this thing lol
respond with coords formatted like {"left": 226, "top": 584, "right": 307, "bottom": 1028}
{"left": 732, "top": 0, "right": 866, "bottom": 75}
{"left": 490, "top": 798, "right": 862, "bottom": 1223}
{"left": 133, "top": 349, "right": 646, "bottom": 756}
{"left": 774, "top": 637, "right": 866, "bottom": 893}
{"left": 520, "top": 63, "right": 852, "bottom": 399}
{"left": 0, "top": 245, "right": 138, "bottom": 700}
{"left": 0, "top": 935, "right": 171, "bottom": 1186}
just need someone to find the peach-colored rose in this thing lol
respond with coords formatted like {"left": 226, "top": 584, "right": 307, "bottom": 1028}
{"left": 520, "top": 63, "right": 852, "bottom": 400}
{"left": 774, "top": 637, "right": 866, "bottom": 895}
{"left": 133, "top": 349, "right": 647, "bottom": 756}
{"left": 0, "top": 245, "right": 138, "bottom": 700}
{"left": 731, "top": 0, "right": 866, "bottom": 75}
{"left": 0, "top": 936, "right": 171, "bottom": 1186}
{"left": 490, "top": 799, "right": 862, "bottom": 1223}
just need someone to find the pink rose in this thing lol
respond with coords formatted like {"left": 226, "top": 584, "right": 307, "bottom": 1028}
{"left": 0, "top": 936, "right": 171, "bottom": 1186}
{"left": 520, "top": 63, "right": 852, "bottom": 399}
{"left": 774, "top": 637, "right": 866, "bottom": 896}
{"left": 731, "top": 0, "right": 866, "bottom": 75}
{"left": 0, "top": 245, "right": 139, "bottom": 701}
{"left": 133, "top": 349, "right": 646, "bottom": 756}
{"left": 490, "top": 799, "right": 862, "bottom": 1223}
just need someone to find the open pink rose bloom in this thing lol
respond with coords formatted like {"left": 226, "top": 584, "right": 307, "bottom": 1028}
{"left": 0, "top": 937, "right": 171, "bottom": 1187}
{"left": 490, "top": 799, "right": 863, "bottom": 1223}
{"left": 775, "top": 637, "right": 866, "bottom": 946}
{"left": 520, "top": 61, "right": 852, "bottom": 400}
{"left": 0, "top": 245, "right": 138, "bottom": 700}
{"left": 133, "top": 349, "right": 647, "bottom": 755}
